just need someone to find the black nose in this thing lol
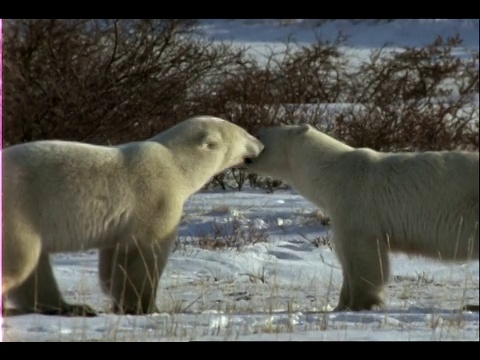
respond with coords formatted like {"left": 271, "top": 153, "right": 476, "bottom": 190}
{"left": 244, "top": 157, "right": 254, "bottom": 164}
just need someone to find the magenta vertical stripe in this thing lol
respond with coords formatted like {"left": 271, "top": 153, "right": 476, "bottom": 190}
{"left": 0, "top": 18, "right": 4, "bottom": 340}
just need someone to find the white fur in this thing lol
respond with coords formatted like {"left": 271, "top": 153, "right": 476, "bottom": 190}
{"left": 2, "top": 116, "right": 263, "bottom": 315}
{"left": 247, "top": 124, "right": 479, "bottom": 311}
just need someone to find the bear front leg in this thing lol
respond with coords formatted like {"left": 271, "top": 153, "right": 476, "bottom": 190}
{"left": 332, "top": 249, "right": 351, "bottom": 311}
{"left": 99, "top": 236, "right": 173, "bottom": 315}
{"left": 334, "top": 271, "right": 352, "bottom": 312}
{"left": 334, "top": 233, "right": 390, "bottom": 311}
{"left": 5, "top": 253, "right": 97, "bottom": 317}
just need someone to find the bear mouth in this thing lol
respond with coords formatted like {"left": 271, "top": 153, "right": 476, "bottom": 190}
{"left": 234, "top": 156, "right": 256, "bottom": 170}
{"left": 244, "top": 157, "right": 255, "bottom": 165}
{"left": 242, "top": 148, "right": 265, "bottom": 167}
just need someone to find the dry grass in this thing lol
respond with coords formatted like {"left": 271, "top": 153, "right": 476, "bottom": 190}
{"left": 173, "top": 219, "right": 269, "bottom": 254}
{"left": 2, "top": 256, "right": 478, "bottom": 341}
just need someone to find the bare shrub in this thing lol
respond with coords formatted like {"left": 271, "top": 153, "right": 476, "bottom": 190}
{"left": 4, "top": 20, "right": 478, "bottom": 191}
{"left": 2, "top": 19, "right": 250, "bottom": 146}
{"left": 223, "top": 34, "right": 478, "bottom": 190}
{"left": 335, "top": 35, "right": 479, "bottom": 151}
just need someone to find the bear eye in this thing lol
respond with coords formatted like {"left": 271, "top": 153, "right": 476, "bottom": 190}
{"left": 206, "top": 141, "right": 219, "bottom": 149}
{"left": 198, "top": 131, "right": 221, "bottom": 150}
{"left": 200, "top": 139, "right": 219, "bottom": 150}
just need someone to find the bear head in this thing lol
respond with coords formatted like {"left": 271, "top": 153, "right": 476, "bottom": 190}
{"left": 156, "top": 116, "right": 265, "bottom": 176}
{"left": 244, "top": 124, "right": 311, "bottom": 180}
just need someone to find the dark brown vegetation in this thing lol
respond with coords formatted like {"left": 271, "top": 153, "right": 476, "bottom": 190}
{"left": 3, "top": 19, "right": 478, "bottom": 190}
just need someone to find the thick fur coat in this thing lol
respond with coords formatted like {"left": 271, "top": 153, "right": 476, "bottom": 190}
{"left": 246, "top": 124, "right": 478, "bottom": 311}
{"left": 3, "top": 116, "right": 263, "bottom": 315}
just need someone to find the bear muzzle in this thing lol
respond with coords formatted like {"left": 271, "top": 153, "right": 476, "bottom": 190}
{"left": 243, "top": 150, "right": 263, "bottom": 168}
{"left": 237, "top": 138, "right": 264, "bottom": 169}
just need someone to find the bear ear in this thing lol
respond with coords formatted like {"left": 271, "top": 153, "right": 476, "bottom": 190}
{"left": 295, "top": 124, "right": 311, "bottom": 135}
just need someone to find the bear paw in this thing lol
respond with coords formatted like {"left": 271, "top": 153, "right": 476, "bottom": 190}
{"left": 40, "top": 303, "right": 98, "bottom": 317}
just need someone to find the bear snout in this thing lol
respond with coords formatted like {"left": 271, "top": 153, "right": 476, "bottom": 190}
{"left": 245, "top": 133, "right": 263, "bottom": 151}
{"left": 244, "top": 157, "right": 255, "bottom": 165}
{"left": 254, "top": 138, "right": 265, "bottom": 154}
{"left": 236, "top": 139, "right": 264, "bottom": 169}
{"left": 247, "top": 138, "right": 264, "bottom": 159}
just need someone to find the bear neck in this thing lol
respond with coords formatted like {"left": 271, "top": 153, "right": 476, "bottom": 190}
{"left": 163, "top": 142, "right": 220, "bottom": 198}
{"left": 143, "top": 133, "right": 216, "bottom": 196}
{"left": 121, "top": 140, "right": 212, "bottom": 203}
{"left": 287, "top": 130, "right": 353, "bottom": 212}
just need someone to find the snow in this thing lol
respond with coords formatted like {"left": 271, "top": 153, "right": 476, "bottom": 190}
{"left": 2, "top": 19, "right": 479, "bottom": 342}
{"left": 3, "top": 190, "right": 478, "bottom": 341}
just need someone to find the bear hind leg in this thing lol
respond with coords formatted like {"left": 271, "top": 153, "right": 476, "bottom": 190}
{"left": 5, "top": 253, "right": 97, "bottom": 317}
{"left": 333, "top": 251, "right": 352, "bottom": 311}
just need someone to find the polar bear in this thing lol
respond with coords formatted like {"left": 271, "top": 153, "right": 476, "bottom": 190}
{"left": 245, "top": 124, "right": 479, "bottom": 311}
{"left": 2, "top": 116, "right": 264, "bottom": 316}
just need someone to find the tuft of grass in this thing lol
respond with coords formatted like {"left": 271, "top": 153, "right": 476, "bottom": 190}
{"left": 178, "top": 219, "right": 270, "bottom": 252}
{"left": 299, "top": 232, "right": 333, "bottom": 250}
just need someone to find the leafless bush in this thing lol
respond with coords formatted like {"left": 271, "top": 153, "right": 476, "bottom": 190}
{"left": 331, "top": 35, "right": 479, "bottom": 151}
{"left": 2, "top": 19, "right": 250, "bottom": 145}
{"left": 206, "top": 36, "right": 349, "bottom": 130}
{"left": 217, "top": 34, "right": 478, "bottom": 189}
{"left": 4, "top": 20, "right": 478, "bottom": 191}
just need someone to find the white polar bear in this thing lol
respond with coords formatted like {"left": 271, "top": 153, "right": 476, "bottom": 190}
{"left": 2, "top": 116, "right": 263, "bottom": 316}
{"left": 245, "top": 124, "right": 479, "bottom": 311}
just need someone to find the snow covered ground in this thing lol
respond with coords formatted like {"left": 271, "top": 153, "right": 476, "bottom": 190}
{"left": 2, "top": 190, "right": 479, "bottom": 341}
{"left": 2, "top": 19, "right": 479, "bottom": 341}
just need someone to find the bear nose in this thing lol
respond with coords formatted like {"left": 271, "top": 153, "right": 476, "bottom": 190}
{"left": 256, "top": 138, "right": 264, "bottom": 153}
